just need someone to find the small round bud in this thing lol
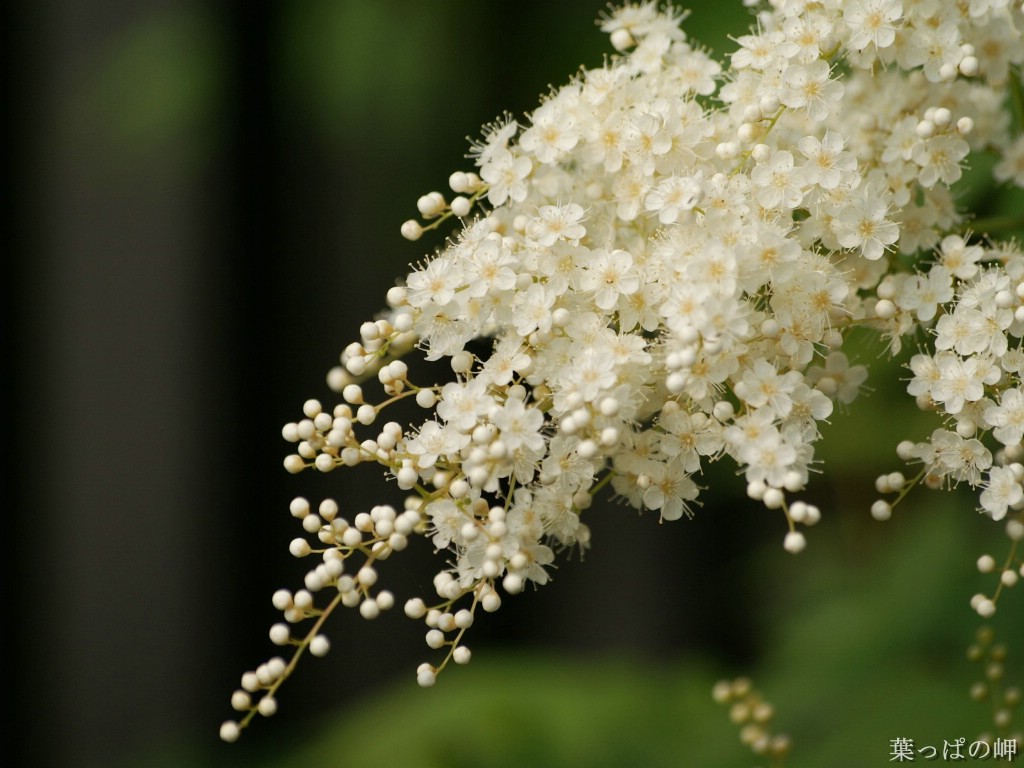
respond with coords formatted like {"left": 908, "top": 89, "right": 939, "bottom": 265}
{"left": 783, "top": 531, "right": 806, "bottom": 554}
{"left": 289, "top": 497, "right": 310, "bottom": 518}
{"left": 503, "top": 573, "right": 524, "bottom": 594}
{"left": 357, "top": 565, "right": 378, "bottom": 587}
{"left": 405, "top": 597, "right": 427, "bottom": 619}
{"left": 271, "top": 589, "right": 293, "bottom": 611}
{"left": 257, "top": 696, "right": 278, "bottom": 717}
{"left": 716, "top": 141, "right": 739, "bottom": 159}
{"left": 610, "top": 27, "right": 634, "bottom": 52}
{"left": 976, "top": 598, "right": 997, "bottom": 618}
{"left": 401, "top": 219, "right": 423, "bottom": 241}
{"left": 452, "top": 645, "right": 472, "bottom": 665}
{"left": 351, "top": 596, "right": 377, "bottom": 620}
{"left": 220, "top": 721, "right": 241, "bottom": 743}
{"left": 417, "top": 192, "right": 446, "bottom": 217}
{"left": 789, "top": 501, "right": 808, "bottom": 523}
{"left": 308, "top": 634, "right": 330, "bottom": 657}
{"left": 874, "top": 299, "right": 897, "bottom": 319}
{"left": 746, "top": 480, "right": 766, "bottom": 501}
{"left": 978, "top": 554, "right": 997, "bottom": 573}
{"left": 289, "top": 538, "right": 311, "bottom": 558}
{"left": 231, "top": 690, "right": 252, "bottom": 711}
{"left": 886, "top": 472, "right": 905, "bottom": 490}
{"left": 356, "top": 404, "right": 377, "bottom": 425}
{"left": 481, "top": 590, "right": 501, "bottom": 612}
{"left": 451, "top": 351, "right": 473, "bottom": 373}
{"left": 782, "top": 471, "right": 804, "bottom": 492}
{"left": 283, "top": 455, "right": 306, "bottom": 474}
{"left": 449, "top": 171, "right": 469, "bottom": 193}
{"left": 450, "top": 196, "right": 472, "bottom": 218}
{"left": 269, "top": 623, "right": 291, "bottom": 645}
{"left": 959, "top": 56, "right": 979, "bottom": 77}
{"left": 712, "top": 680, "right": 733, "bottom": 704}
{"left": 425, "top": 629, "right": 446, "bottom": 649}
{"left": 314, "top": 454, "right": 336, "bottom": 473}
{"left": 871, "top": 500, "right": 892, "bottom": 521}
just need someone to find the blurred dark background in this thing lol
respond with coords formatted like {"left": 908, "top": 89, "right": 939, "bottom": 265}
{"left": 4, "top": 3, "right": 1019, "bottom": 767}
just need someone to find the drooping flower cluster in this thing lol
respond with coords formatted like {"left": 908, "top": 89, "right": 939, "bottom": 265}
{"left": 220, "top": 0, "right": 1024, "bottom": 742}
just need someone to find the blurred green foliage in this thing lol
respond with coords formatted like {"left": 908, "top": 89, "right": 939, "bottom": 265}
{"left": 89, "top": 6, "right": 225, "bottom": 164}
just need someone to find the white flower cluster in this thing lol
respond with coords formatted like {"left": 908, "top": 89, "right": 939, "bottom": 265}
{"left": 222, "top": 0, "right": 1024, "bottom": 741}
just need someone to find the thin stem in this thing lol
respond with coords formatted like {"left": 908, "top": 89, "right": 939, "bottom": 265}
{"left": 1009, "top": 66, "right": 1024, "bottom": 134}
{"left": 236, "top": 589, "right": 346, "bottom": 732}
{"left": 969, "top": 213, "right": 1024, "bottom": 237}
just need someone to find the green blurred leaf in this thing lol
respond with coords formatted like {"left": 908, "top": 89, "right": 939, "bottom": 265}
{"left": 91, "top": 7, "right": 225, "bottom": 154}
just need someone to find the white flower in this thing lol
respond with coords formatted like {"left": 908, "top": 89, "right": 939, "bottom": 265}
{"left": 404, "top": 420, "right": 470, "bottom": 470}
{"left": 930, "top": 353, "right": 989, "bottom": 415}
{"left": 733, "top": 359, "right": 803, "bottom": 419}
{"left": 642, "top": 457, "right": 700, "bottom": 521}
{"left": 780, "top": 60, "right": 844, "bottom": 121}
{"left": 896, "top": 266, "right": 953, "bottom": 322}
{"left": 645, "top": 174, "right": 704, "bottom": 224}
{"left": 912, "top": 134, "right": 969, "bottom": 188}
{"left": 984, "top": 388, "right": 1024, "bottom": 446}
{"left": 405, "top": 255, "right": 463, "bottom": 309}
{"left": 750, "top": 150, "right": 807, "bottom": 210}
{"left": 425, "top": 499, "right": 466, "bottom": 548}
{"left": 490, "top": 397, "right": 545, "bottom": 455}
{"left": 525, "top": 203, "right": 587, "bottom": 248}
{"left": 737, "top": 426, "right": 799, "bottom": 489}
{"left": 929, "top": 429, "right": 992, "bottom": 485}
{"left": 480, "top": 149, "right": 532, "bottom": 206}
{"left": 937, "top": 235, "right": 983, "bottom": 280}
{"left": 519, "top": 100, "right": 581, "bottom": 164}
{"left": 579, "top": 248, "right": 640, "bottom": 310}
{"left": 464, "top": 236, "right": 518, "bottom": 298}
{"left": 980, "top": 465, "right": 1022, "bottom": 521}
{"left": 835, "top": 192, "right": 899, "bottom": 260}
{"left": 901, "top": 22, "right": 962, "bottom": 83}
{"left": 437, "top": 379, "right": 495, "bottom": 433}
{"left": 798, "top": 132, "right": 857, "bottom": 191}
{"left": 843, "top": 0, "right": 902, "bottom": 51}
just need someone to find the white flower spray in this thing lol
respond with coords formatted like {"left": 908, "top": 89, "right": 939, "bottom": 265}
{"left": 220, "top": 0, "right": 1024, "bottom": 745}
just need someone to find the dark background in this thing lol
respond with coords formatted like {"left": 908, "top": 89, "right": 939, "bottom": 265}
{"left": 4, "top": 3, "right": 1017, "bottom": 767}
